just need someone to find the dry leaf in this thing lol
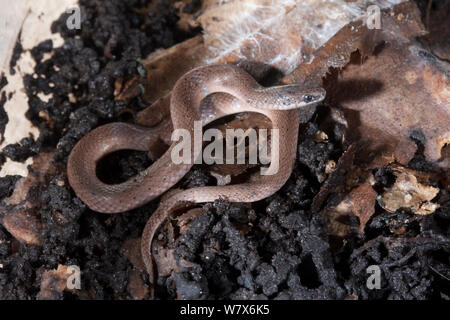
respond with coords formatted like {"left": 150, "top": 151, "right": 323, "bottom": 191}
{"left": 210, "top": 171, "right": 231, "bottom": 186}
{"left": 37, "top": 265, "right": 72, "bottom": 300}
{"left": 422, "top": 0, "right": 450, "bottom": 61}
{"left": 121, "top": 238, "right": 146, "bottom": 271}
{"left": 313, "top": 144, "right": 358, "bottom": 212}
{"left": 1, "top": 210, "right": 42, "bottom": 246}
{"left": 0, "top": 152, "right": 60, "bottom": 245}
{"left": 138, "top": 36, "right": 205, "bottom": 104}
{"left": 324, "top": 175, "right": 377, "bottom": 237}
{"left": 324, "top": 3, "right": 449, "bottom": 166}
{"left": 379, "top": 167, "right": 440, "bottom": 215}
{"left": 127, "top": 269, "right": 149, "bottom": 300}
{"left": 152, "top": 246, "right": 177, "bottom": 278}
{"left": 175, "top": 208, "right": 204, "bottom": 235}
{"left": 121, "top": 238, "right": 150, "bottom": 299}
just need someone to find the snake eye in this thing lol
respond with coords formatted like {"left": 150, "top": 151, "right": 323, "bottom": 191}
{"left": 302, "top": 94, "right": 315, "bottom": 103}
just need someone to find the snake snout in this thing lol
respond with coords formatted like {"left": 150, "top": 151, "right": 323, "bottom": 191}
{"left": 274, "top": 85, "right": 326, "bottom": 110}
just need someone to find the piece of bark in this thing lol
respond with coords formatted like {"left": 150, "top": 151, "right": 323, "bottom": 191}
{"left": 313, "top": 144, "right": 359, "bottom": 212}
{"left": 323, "top": 175, "right": 377, "bottom": 237}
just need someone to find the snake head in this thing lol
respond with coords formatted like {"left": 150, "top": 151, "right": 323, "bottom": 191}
{"left": 268, "top": 84, "right": 326, "bottom": 110}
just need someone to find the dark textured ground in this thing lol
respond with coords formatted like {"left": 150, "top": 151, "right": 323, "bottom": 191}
{"left": 0, "top": 0, "right": 448, "bottom": 300}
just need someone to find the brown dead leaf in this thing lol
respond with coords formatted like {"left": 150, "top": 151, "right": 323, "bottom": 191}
{"left": 127, "top": 269, "right": 149, "bottom": 300}
{"left": 174, "top": 0, "right": 202, "bottom": 32}
{"left": 285, "top": 2, "right": 449, "bottom": 167}
{"left": 323, "top": 175, "right": 377, "bottom": 237}
{"left": 2, "top": 210, "right": 42, "bottom": 246}
{"left": 139, "top": 36, "right": 205, "bottom": 104}
{"left": 441, "top": 169, "right": 450, "bottom": 190}
{"left": 313, "top": 144, "right": 359, "bottom": 212}
{"left": 323, "top": 3, "right": 449, "bottom": 166}
{"left": 176, "top": 207, "right": 205, "bottom": 235}
{"left": 284, "top": 2, "right": 426, "bottom": 86}
{"left": 121, "top": 238, "right": 145, "bottom": 271}
{"left": 152, "top": 205, "right": 207, "bottom": 279}
{"left": 421, "top": 0, "right": 450, "bottom": 61}
{"left": 121, "top": 238, "right": 150, "bottom": 299}
{"left": 379, "top": 166, "right": 440, "bottom": 215}
{"left": 283, "top": 20, "right": 378, "bottom": 88}
{"left": 37, "top": 265, "right": 72, "bottom": 300}
{"left": 0, "top": 152, "right": 61, "bottom": 245}
{"left": 207, "top": 112, "right": 272, "bottom": 178}
{"left": 330, "top": 42, "right": 449, "bottom": 166}
{"left": 114, "top": 74, "right": 145, "bottom": 102}
{"left": 152, "top": 246, "right": 177, "bottom": 278}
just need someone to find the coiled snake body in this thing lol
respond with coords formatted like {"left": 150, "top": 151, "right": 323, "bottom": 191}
{"left": 67, "top": 64, "right": 326, "bottom": 286}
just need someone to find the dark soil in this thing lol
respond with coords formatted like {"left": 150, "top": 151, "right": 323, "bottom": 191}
{"left": 0, "top": 0, "right": 448, "bottom": 300}
{"left": 0, "top": 92, "right": 7, "bottom": 145}
{"left": 0, "top": 74, "right": 8, "bottom": 143}
{"left": 9, "top": 38, "right": 23, "bottom": 76}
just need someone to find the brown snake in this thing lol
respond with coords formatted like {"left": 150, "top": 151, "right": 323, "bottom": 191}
{"left": 67, "top": 64, "right": 325, "bottom": 288}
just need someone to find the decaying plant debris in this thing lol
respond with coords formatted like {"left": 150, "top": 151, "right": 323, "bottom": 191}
{"left": 0, "top": 0, "right": 449, "bottom": 300}
{"left": 379, "top": 165, "right": 440, "bottom": 215}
